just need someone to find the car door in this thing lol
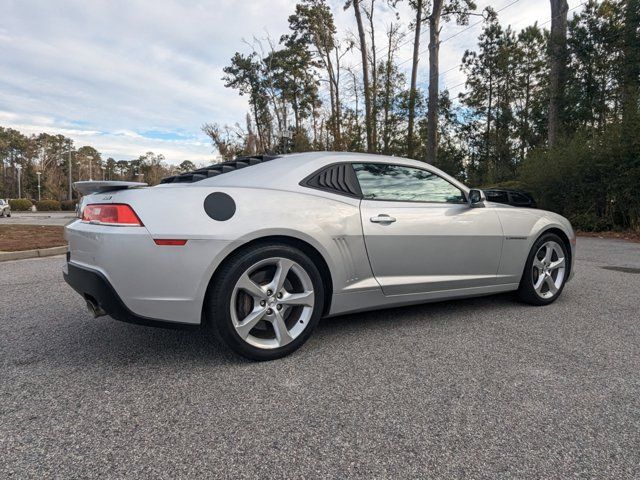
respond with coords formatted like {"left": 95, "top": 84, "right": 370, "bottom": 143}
{"left": 354, "top": 162, "right": 504, "bottom": 296}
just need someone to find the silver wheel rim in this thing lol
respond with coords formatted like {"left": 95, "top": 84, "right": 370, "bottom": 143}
{"left": 532, "top": 241, "right": 566, "bottom": 299}
{"left": 230, "top": 257, "right": 315, "bottom": 350}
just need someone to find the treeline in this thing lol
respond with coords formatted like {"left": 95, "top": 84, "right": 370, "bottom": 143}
{"left": 209, "top": 0, "right": 639, "bottom": 230}
{"left": 0, "top": 127, "right": 200, "bottom": 201}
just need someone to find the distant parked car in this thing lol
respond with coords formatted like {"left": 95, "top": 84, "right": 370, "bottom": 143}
{"left": 483, "top": 188, "right": 537, "bottom": 208}
{"left": 0, "top": 199, "right": 11, "bottom": 217}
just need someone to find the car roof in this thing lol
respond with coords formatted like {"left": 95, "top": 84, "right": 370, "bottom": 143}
{"left": 172, "top": 152, "right": 469, "bottom": 194}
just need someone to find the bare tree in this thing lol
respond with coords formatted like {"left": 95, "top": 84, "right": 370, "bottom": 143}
{"left": 363, "top": 0, "right": 379, "bottom": 150}
{"left": 407, "top": 0, "right": 424, "bottom": 159}
{"left": 426, "top": 0, "right": 443, "bottom": 163}
{"left": 382, "top": 22, "right": 403, "bottom": 154}
{"left": 348, "top": 0, "right": 374, "bottom": 152}
{"left": 425, "top": 0, "right": 477, "bottom": 163}
{"left": 346, "top": 66, "right": 362, "bottom": 146}
{"left": 202, "top": 123, "right": 246, "bottom": 160}
{"left": 548, "top": 0, "right": 569, "bottom": 147}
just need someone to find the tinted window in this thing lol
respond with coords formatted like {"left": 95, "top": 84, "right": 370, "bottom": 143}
{"left": 484, "top": 190, "right": 509, "bottom": 203}
{"left": 509, "top": 192, "right": 530, "bottom": 205}
{"left": 353, "top": 163, "right": 465, "bottom": 203}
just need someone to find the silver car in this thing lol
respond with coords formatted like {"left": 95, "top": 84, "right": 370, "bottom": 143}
{"left": 64, "top": 152, "right": 575, "bottom": 360}
{"left": 0, "top": 199, "right": 11, "bottom": 217}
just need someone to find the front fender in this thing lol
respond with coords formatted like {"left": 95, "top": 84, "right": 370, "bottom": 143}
{"left": 495, "top": 207, "right": 575, "bottom": 283}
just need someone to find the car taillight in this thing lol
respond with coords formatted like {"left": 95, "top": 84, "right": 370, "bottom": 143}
{"left": 82, "top": 203, "right": 143, "bottom": 226}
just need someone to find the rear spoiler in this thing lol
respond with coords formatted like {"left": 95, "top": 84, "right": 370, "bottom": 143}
{"left": 73, "top": 181, "right": 148, "bottom": 196}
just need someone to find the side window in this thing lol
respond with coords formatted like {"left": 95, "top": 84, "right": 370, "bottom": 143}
{"left": 353, "top": 163, "right": 466, "bottom": 203}
{"left": 509, "top": 192, "right": 530, "bottom": 205}
{"left": 485, "top": 190, "right": 508, "bottom": 203}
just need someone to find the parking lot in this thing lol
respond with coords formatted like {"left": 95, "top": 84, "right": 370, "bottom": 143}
{"left": 0, "top": 212, "right": 76, "bottom": 226}
{"left": 1, "top": 237, "right": 639, "bottom": 478}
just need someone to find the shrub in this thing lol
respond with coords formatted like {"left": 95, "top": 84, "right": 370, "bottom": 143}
{"left": 36, "top": 200, "right": 61, "bottom": 211}
{"left": 61, "top": 200, "right": 78, "bottom": 211}
{"left": 481, "top": 180, "right": 526, "bottom": 190}
{"left": 9, "top": 198, "right": 33, "bottom": 211}
{"left": 519, "top": 131, "right": 623, "bottom": 231}
{"left": 569, "top": 212, "right": 614, "bottom": 232}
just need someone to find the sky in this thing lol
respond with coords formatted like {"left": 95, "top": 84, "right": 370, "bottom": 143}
{"left": 0, "top": 0, "right": 585, "bottom": 165}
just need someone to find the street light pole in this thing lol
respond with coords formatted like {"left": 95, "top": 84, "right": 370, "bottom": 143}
{"left": 68, "top": 141, "right": 73, "bottom": 201}
{"left": 16, "top": 165, "right": 21, "bottom": 198}
{"left": 37, "top": 172, "right": 42, "bottom": 202}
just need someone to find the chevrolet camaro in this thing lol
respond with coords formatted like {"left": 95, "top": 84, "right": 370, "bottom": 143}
{"left": 64, "top": 152, "right": 575, "bottom": 360}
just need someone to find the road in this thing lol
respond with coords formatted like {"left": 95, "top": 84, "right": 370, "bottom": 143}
{"left": 1, "top": 211, "right": 76, "bottom": 226}
{"left": 1, "top": 238, "right": 639, "bottom": 479}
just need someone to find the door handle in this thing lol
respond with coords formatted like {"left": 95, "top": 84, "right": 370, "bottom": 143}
{"left": 370, "top": 215, "right": 396, "bottom": 223}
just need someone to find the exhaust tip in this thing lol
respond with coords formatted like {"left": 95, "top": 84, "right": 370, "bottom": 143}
{"left": 85, "top": 296, "right": 106, "bottom": 318}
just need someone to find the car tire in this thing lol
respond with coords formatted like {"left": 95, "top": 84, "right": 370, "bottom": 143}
{"left": 207, "top": 243, "right": 325, "bottom": 361}
{"left": 517, "top": 232, "right": 569, "bottom": 306}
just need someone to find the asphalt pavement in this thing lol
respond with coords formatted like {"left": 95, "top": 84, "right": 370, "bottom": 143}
{"left": 1, "top": 211, "right": 76, "bottom": 226}
{"left": 1, "top": 237, "right": 639, "bottom": 479}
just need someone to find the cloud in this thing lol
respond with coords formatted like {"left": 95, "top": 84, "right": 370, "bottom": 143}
{"left": 0, "top": 0, "right": 293, "bottom": 163}
{"left": 0, "top": 0, "right": 584, "bottom": 163}
{"left": 1, "top": 111, "right": 213, "bottom": 162}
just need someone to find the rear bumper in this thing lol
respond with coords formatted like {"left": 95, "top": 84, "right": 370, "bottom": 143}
{"left": 63, "top": 262, "right": 198, "bottom": 330}
{"left": 64, "top": 219, "right": 232, "bottom": 324}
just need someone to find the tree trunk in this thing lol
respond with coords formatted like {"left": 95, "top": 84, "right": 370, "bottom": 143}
{"left": 621, "top": 0, "right": 639, "bottom": 138}
{"left": 426, "top": 0, "right": 443, "bottom": 164}
{"left": 367, "top": 0, "right": 378, "bottom": 151}
{"left": 486, "top": 73, "right": 493, "bottom": 174}
{"left": 350, "top": 69, "right": 361, "bottom": 149}
{"left": 251, "top": 102, "right": 263, "bottom": 153}
{"left": 407, "top": 0, "right": 423, "bottom": 159}
{"left": 521, "top": 73, "right": 531, "bottom": 163}
{"left": 621, "top": 0, "right": 640, "bottom": 227}
{"left": 326, "top": 51, "right": 338, "bottom": 145}
{"left": 313, "top": 26, "right": 342, "bottom": 150}
{"left": 312, "top": 103, "right": 318, "bottom": 148}
{"left": 353, "top": 0, "right": 373, "bottom": 153}
{"left": 292, "top": 90, "right": 300, "bottom": 135}
{"left": 382, "top": 25, "right": 395, "bottom": 155}
{"left": 548, "top": 0, "right": 569, "bottom": 148}
{"left": 333, "top": 46, "right": 343, "bottom": 149}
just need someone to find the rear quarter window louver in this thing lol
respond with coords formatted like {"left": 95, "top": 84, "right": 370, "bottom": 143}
{"left": 301, "top": 163, "right": 362, "bottom": 198}
{"left": 161, "top": 155, "right": 280, "bottom": 184}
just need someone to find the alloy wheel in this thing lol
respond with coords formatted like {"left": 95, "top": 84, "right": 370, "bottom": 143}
{"left": 531, "top": 240, "right": 566, "bottom": 299}
{"left": 230, "top": 257, "right": 315, "bottom": 349}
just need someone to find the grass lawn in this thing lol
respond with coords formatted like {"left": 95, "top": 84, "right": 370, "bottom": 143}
{"left": 0, "top": 225, "right": 66, "bottom": 252}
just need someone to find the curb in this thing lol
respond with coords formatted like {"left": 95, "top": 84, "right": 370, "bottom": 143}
{"left": 0, "top": 245, "right": 67, "bottom": 262}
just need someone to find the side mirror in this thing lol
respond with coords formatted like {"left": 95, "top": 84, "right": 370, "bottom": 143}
{"left": 468, "top": 189, "right": 486, "bottom": 207}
